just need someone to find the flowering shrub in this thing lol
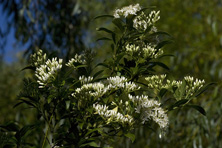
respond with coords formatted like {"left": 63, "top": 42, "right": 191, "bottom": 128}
{"left": 0, "top": 4, "right": 213, "bottom": 148}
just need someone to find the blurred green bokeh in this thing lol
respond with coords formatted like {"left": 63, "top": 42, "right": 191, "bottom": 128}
{"left": 0, "top": 0, "right": 221, "bottom": 147}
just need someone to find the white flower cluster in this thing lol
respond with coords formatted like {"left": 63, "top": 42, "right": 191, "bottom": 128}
{"left": 170, "top": 80, "right": 183, "bottom": 88}
{"left": 184, "top": 76, "right": 205, "bottom": 96}
{"left": 128, "top": 94, "right": 168, "bottom": 129}
{"left": 143, "top": 44, "right": 163, "bottom": 58}
{"left": 133, "top": 11, "right": 160, "bottom": 31}
{"left": 30, "top": 49, "right": 46, "bottom": 67}
{"left": 73, "top": 82, "right": 107, "bottom": 98}
{"left": 107, "top": 76, "right": 140, "bottom": 92}
{"left": 113, "top": 3, "right": 141, "bottom": 18}
{"left": 125, "top": 43, "right": 163, "bottom": 59}
{"left": 73, "top": 76, "right": 140, "bottom": 99}
{"left": 93, "top": 104, "right": 134, "bottom": 125}
{"left": 79, "top": 75, "right": 93, "bottom": 84}
{"left": 149, "top": 10, "right": 160, "bottom": 24}
{"left": 145, "top": 75, "right": 166, "bottom": 89}
{"left": 66, "top": 54, "right": 86, "bottom": 67}
{"left": 125, "top": 44, "right": 140, "bottom": 55}
{"left": 107, "top": 76, "right": 127, "bottom": 87}
{"left": 35, "top": 58, "right": 63, "bottom": 88}
{"left": 145, "top": 75, "right": 205, "bottom": 99}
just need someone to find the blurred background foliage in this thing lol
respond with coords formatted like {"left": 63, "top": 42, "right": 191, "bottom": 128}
{"left": 0, "top": 0, "right": 221, "bottom": 147}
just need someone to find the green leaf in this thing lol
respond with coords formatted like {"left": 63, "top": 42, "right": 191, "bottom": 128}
{"left": 159, "top": 88, "right": 167, "bottom": 98}
{"left": 64, "top": 68, "right": 74, "bottom": 79}
{"left": 66, "top": 100, "right": 70, "bottom": 109}
{"left": 112, "top": 18, "right": 124, "bottom": 32}
{"left": 187, "top": 104, "right": 206, "bottom": 116}
{"left": 122, "top": 67, "right": 132, "bottom": 76}
{"left": 18, "top": 99, "right": 36, "bottom": 108}
{"left": 21, "top": 65, "right": 35, "bottom": 71}
{"left": 96, "top": 63, "right": 110, "bottom": 69}
{"left": 125, "top": 132, "right": 135, "bottom": 142}
{"left": 174, "top": 86, "right": 180, "bottom": 100}
{"left": 94, "top": 14, "right": 114, "bottom": 20}
{"left": 93, "top": 70, "right": 104, "bottom": 79}
{"left": 85, "top": 128, "right": 103, "bottom": 137}
{"left": 168, "top": 99, "right": 189, "bottom": 111}
{"left": 76, "top": 64, "right": 88, "bottom": 68}
{"left": 116, "top": 53, "right": 125, "bottom": 63}
{"left": 16, "top": 124, "right": 36, "bottom": 140}
{"left": 86, "top": 107, "right": 94, "bottom": 114}
{"left": 180, "top": 80, "right": 186, "bottom": 99}
{"left": 47, "top": 97, "right": 52, "bottom": 104}
{"left": 156, "top": 40, "right": 173, "bottom": 49}
{"left": 13, "top": 102, "right": 24, "bottom": 108}
{"left": 149, "top": 62, "right": 170, "bottom": 70}
{"left": 80, "top": 142, "right": 100, "bottom": 147}
{"left": 0, "top": 122, "right": 19, "bottom": 132}
{"left": 79, "top": 122, "right": 84, "bottom": 130}
{"left": 96, "top": 27, "right": 115, "bottom": 34}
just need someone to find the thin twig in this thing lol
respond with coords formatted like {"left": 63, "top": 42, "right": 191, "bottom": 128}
{"left": 41, "top": 114, "right": 53, "bottom": 148}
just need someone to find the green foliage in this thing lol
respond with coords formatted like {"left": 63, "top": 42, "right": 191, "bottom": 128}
{"left": 1, "top": 0, "right": 221, "bottom": 147}
{"left": 0, "top": 4, "right": 212, "bottom": 148}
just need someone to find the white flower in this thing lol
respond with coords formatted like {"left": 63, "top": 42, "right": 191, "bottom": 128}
{"left": 143, "top": 44, "right": 163, "bottom": 58}
{"left": 125, "top": 44, "right": 140, "bottom": 54}
{"left": 72, "top": 82, "right": 107, "bottom": 98}
{"left": 66, "top": 54, "right": 86, "bottom": 67}
{"left": 149, "top": 10, "right": 160, "bottom": 24}
{"left": 107, "top": 76, "right": 140, "bottom": 92}
{"left": 35, "top": 58, "right": 63, "bottom": 88}
{"left": 145, "top": 74, "right": 166, "bottom": 89}
{"left": 107, "top": 76, "right": 127, "bottom": 88}
{"left": 74, "top": 76, "right": 140, "bottom": 99}
{"left": 93, "top": 104, "right": 134, "bottom": 125}
{"left": 114, "top": 4, "right": 141, "bottom": 18}
{"left": 79, "top": 75, "right": 93, "bottom": 84}
{"left": 125, "top": 43, "right": 163, "bottom": 59}
{"left": 184, "top": 76, "right": 205, "bottom": 96}
{"left": 148, "top": 107, "right": 168, "bottom": 129}
{"left": 133, "top": 11, "right": 160, "bottom": 31}
{"left": 128, "top": 94, "right": 168, "bottom": 129}
{"left": 133, "top": 12, "right": 149, "bottom": 31}
{"left": 93, "top": 104, "right": 109, "bottom": 116}
{"left": 125, "top": 81, "right": 140, "bottom": 92}
{"left": 171, "top": 80, "right": 182, "bottom": 87}
{"left": 30, "top": 49, "right": 47, "bottom": 67}
{"left": 165, "top": 76, "right": 205, "bottom": 97}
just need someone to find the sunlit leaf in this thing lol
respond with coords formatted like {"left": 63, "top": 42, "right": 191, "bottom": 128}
{"left": 125, "top": 132, "right": 135, "bottom": 142}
